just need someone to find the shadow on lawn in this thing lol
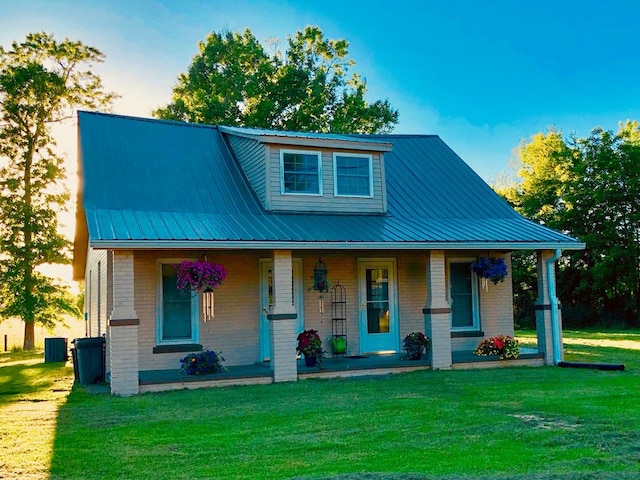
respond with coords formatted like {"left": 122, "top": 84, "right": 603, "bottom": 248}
{"left": 0, "top": 357, "right": 67, "bottom": 401}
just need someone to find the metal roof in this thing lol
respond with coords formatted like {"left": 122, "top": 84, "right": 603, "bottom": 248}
{"left": 74, "top": 111, "right": 583, "bottom": 270}
{"left": 219, "top": 125, "right": 392, "bottom": 146}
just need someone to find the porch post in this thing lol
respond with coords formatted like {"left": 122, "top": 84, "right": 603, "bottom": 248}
{"left": 268, "top": 250, "right": 298, "bottom": 382}
{"left": 535, "top": 250, "right": 564, "bottom": 365}
{"left": 423, "top": 250, "right": 452, "bottom": 369}
{"left": 108, "top": 250, "right": 140, "bottom": 396}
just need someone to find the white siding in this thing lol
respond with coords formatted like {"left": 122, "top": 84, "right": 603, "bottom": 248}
{"left": 227, "top": 135, "right": 268, "bottom": 207}
{"left": 85, "top": 248, "right": 111, "bottom": 338}
{"left": 268, "top": 146, "right": 386, "bottom": 213}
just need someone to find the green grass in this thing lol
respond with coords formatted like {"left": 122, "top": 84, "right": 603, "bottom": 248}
{"left": 0, "top": 350, "right": 74, "bottom": 479}
{"left": 2, "top": 331, "right": 639, "bottom": 479}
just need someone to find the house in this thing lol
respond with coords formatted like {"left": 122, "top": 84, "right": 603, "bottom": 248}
{"left": 72, "top": 111, "right": 584, "bottom": 395}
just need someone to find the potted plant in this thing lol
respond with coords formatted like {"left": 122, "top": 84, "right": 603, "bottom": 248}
{"left": 296, "top": 329, "right": 323, "bottom": 367}
{"left": 174, "top": 260, "right": 227, "bottom": 292}
{"left": 473, "top": 335, "right": 520, "bottom": 360}
{"left": 470, "top": 256, "right": 507, "bottom": 287}
{"left": 330, "top": 335, "right": 347, "bottom": 354}
{"left": 180, "top": 350, "right": 226, "bottom": 375}
{"left": 403, "top": 332, "right": 431, "bottom": 360}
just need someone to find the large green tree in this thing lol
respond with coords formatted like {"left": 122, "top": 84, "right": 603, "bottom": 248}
{"left": 0, "top": 32, "right": 115, "bottom": 349}
{"left": 154, "top": 26, "right": 399, "bottom": 134}
{"left": 500, "top": 122, "right": 640, "bottom": 326}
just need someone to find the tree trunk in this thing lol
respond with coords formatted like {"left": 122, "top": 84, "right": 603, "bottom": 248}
{"left": 23, "top": 321, "right": 35, "bottom": 351}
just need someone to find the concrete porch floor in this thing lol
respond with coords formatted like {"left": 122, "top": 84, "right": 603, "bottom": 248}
{"left": 137, "top": 349, "right": 544, "bottom": 393}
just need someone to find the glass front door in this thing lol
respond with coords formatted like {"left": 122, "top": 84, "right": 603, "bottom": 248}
{"left": 358, "top": 260, "right": 397, "bottom": 353}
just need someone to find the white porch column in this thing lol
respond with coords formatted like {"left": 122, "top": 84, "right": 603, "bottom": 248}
{"left": 535, "top": 249, "right": 564, "bottom": 365}
{"left": 268, "top": 250, "right": 298, "bottom": 382}
{"left": 423, "top": 250, "right": 452, "bottom": 369}
{"left": 108, "top": 250, "right": 140, "bottom": 395}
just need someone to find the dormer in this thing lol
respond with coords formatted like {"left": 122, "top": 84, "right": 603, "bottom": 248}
{"left": 220, "top": 126, "right": 393, "bottom": 214}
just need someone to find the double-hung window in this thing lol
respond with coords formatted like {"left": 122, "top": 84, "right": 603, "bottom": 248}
{"left": 157, "top": 262, "right": 199, "bottom": 344}
{"left": 281, "top": 150, "right": 322, "bottom": 195}
{"left": 449, "top": 261, "right": 480, "bottom": 331}
{"left": 333, "top": 153, "right": 373, "bottom": 197}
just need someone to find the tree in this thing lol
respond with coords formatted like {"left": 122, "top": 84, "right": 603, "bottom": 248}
{"left": 499, "top": 122, "right": 640, "bottom": 326}
{"left": 564, "top": 122, "right": 640, "bottom": 324}
{"left": 154, "top": 26, "right": 399, "bottom": 134}
{"left": 0, "top": 32, "right": 115, "bottom": 349}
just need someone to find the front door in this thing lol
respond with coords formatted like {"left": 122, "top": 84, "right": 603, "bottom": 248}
{"left": 259, "top": 259, "right": 304, "bottom": 361}
{"left": 358, "top": 259, "right": 398, "bottom": 354}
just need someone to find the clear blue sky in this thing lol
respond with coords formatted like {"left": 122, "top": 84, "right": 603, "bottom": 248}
{"left": 2, "top": 0, "right": 639, "bottom": 181}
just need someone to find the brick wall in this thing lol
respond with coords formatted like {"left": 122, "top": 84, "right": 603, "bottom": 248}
{"left": 134, "top": 251, "right": 262, "bottom": 371}
{"left": 109, "top": 324, "right": 139, "bottom": 395}
{"left": 126, "top": 249, "right": 517, "bottom": 372}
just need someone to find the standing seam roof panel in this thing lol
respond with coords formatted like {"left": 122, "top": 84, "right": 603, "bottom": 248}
{"left": 77, "top": 112, "right": 582, "bottom": 248}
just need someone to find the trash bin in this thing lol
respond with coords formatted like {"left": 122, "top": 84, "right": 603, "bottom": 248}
{"left": 75, "top": 337, "right": 105, "bottom": 385}
{"left": 70, "top": 346, "right": 79, "bottom": 382}
{"left": 44, "top": 337, "right": 68, "bottom": 363}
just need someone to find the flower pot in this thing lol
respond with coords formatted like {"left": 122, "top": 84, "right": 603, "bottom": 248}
{"left": 304, "top": 355, "right": 317, "bottom": 367}
{"left": 408, "top": 352, "right": 422, "bottom": 360}
{"left": 331, "top": 336, "right": 347, "bottom": 354}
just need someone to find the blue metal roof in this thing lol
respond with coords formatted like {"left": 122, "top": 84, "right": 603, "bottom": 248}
{"left": 219, "top": 125, "right": 392, "bottom": 148}
{"left": 75, "top": 111, "right": 583, "bottom": 253}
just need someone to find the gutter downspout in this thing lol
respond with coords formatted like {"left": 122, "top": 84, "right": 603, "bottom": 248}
{"left": 547, "top": 249, "right": 562, "bottom": 365}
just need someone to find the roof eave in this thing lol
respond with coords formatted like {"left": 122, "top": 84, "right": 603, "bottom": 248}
{"left": 219, "top": 126, "right": 393, "bottom": 152}
{"left": 88, "top": 239, "right": 586, "bottom": 251}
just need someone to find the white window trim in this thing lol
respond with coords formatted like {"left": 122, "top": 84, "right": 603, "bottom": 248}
{"left": 156, "top": 258, "right": 200, "bottom": 345}
{"left": 447, "top": 258, "right": 480, "bottom": 332}
{"left": 333, "top": 152, "right": 374, "bottom": 198}
{"left": 280, "top": 149, "right": 323, "bottom": 196}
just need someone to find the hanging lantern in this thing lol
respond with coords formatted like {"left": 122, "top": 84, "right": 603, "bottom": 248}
{"left": 313, "top": 258, "right": 328, "bottom": 292}
{"left": 313, "top": 258, "right": 328, "bottom": 314}
{"left": 202, "top": 287, "right": 215, "bottom": 322}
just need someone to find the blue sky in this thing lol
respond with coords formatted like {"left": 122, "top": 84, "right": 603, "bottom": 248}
{"left": 3, "top": 0, "right": 639, "bottom": 181}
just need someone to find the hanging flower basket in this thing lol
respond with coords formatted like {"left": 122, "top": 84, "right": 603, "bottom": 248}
{"left": 471, "top": 256, "right": 507, "bottom": 287}
{"left": 174, "top": 260, "right": 227, "bottom": 292}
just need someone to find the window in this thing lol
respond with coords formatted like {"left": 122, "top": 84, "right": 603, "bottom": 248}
{"left": 449, "top": 261, "right": 480, "bottom": 331}
{"left": 157, "top": 262, "right": 199, "bottom": 344}
{"left": 333, "top": 153, "right": 373, "bottom": 197}
{"left": 281, "top": 150, "right": 322, "bottom": 195}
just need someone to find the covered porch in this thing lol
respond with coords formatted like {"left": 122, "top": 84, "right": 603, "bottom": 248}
{"left": 137, "top": 349, "right": 544, "bottom": 393}
{"left": 105, "top": 247, "right": 563, "bottom": 395}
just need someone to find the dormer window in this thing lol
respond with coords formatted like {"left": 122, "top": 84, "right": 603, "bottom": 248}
{"left": 333, "top": 153, "right": 373, "bottom": 197}
{"left": 280, "top": 150, "right": 322, "bottom": 195}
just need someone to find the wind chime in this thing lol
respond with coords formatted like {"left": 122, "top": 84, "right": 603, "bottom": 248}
{"left": 201, "top": 253, "right": 216, "bottom": 322}
{"left": 313, "top": 258, "right": 329, "bottom": 314}
{"left": 202, "top": 286, "right": 215, "bottom": 322}
{"left": 174, "top": 253, "right": 227, "bottom": 322}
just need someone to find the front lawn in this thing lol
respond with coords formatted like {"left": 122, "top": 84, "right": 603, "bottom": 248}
{"left": 2, "top": 331, "right": 638, "bottom": 479}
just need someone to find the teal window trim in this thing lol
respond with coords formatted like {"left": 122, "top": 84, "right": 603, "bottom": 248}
{"left": 333, "top": 153, "right": 374, "bottom": 198}
{"left": 448, "top": 259, "right": 480, "bottom": 332}
{"left": 280, "top": 149, "right": 323, "bottom": 196}
{"left": 156, "top": 259, "right": 200, "bottom": 346}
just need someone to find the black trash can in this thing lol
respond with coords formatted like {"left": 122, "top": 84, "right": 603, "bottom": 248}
{"left": 75, "top": 337, "right": 105, "bottom": 385}
{"left": 70, "top": 346, "right": 79, "bottom": 382}
{"left": 44, "top": 337, "right": 68, "bottom": 363}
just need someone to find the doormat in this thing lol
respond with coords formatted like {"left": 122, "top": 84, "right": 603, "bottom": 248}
{"left": 345, "top": 355, "right": 368, "bottom": 359}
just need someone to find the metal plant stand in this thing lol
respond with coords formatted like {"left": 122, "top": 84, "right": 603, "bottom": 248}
{"left": 331, "top": 283, "right": 347, "bottom": 356}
